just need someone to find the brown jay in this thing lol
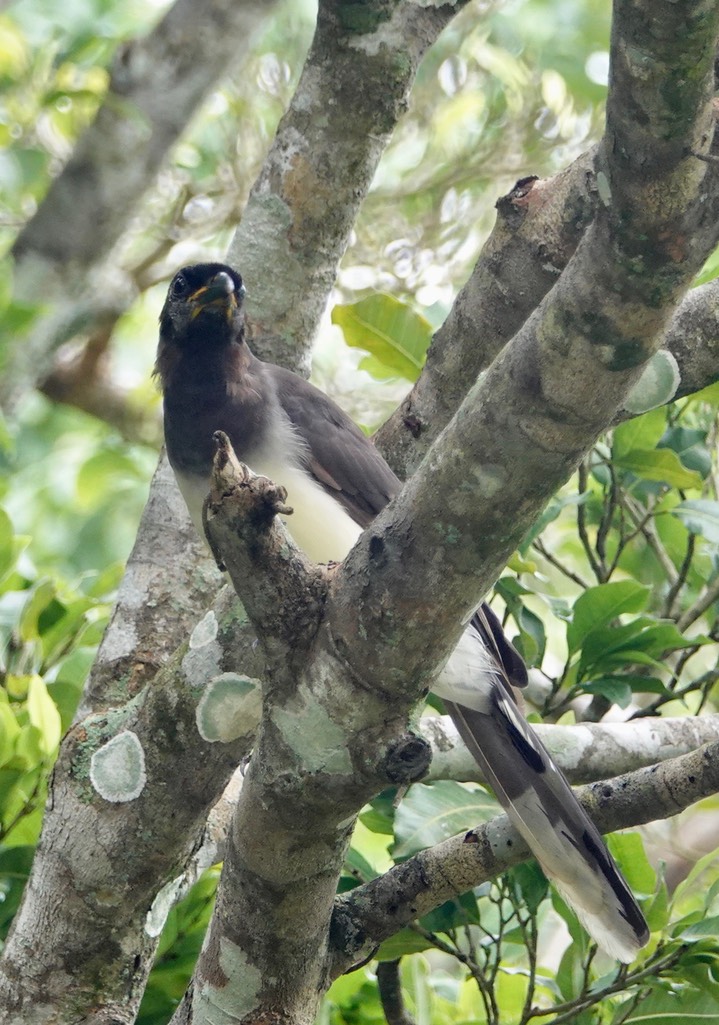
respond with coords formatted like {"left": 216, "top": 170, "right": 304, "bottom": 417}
{"left": 155, "top": 262, "right": 649, "bottom": 962}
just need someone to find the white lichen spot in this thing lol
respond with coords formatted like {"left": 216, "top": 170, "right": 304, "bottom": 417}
{"left": 145, "top": 874, "right": 185, "bottom": 937}
{"left": 182, "top": 638, "right": 223, "bottom": 687}
{"left": 470, "top": 463, "right": 507, "bottom": 498}
{"left": 271, "top": 679, "right": 352, "bottom": 775}
{"left": 190, "top": 610, "right": 219, "bottom": 648}
{"left": 90, "top": 730, "right": 147, "bottom": 803}
{"left": 539, "top": 724, "right": 593, "bottom": 770}
{"left": 624, "top": 349, "right": 680, "bottom": 413}
{"left": 196, "top": 673, "right": 261, "bottom": 743}
{"left": 196, "top": 936, "right": 262, "bottom": 1023}
{"left": 596, "top": 170, "right": 612, "bottom": 207}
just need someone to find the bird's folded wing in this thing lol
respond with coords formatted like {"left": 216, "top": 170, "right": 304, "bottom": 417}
{"left": 269, "top": 364, "right": 401, "bottom": 526}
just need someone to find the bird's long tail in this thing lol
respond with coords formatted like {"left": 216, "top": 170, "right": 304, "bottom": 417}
{"left": 436, "top": 607, "right": 649, "bottom": 963}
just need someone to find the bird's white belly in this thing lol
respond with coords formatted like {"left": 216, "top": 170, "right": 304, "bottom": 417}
{"left": 174, "top": 457, "right": 361, "bottom": 565}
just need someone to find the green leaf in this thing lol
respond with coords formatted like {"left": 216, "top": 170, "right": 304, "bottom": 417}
{"left": 393, "top": 780, "right": 496, "bottom": 858}
{"left": 49, "top": 648, "right": 94, "bottom": 731}
{"left": 583, "top": 677, "right": 633, "bottom": 708}
{"left": 359, "top": 789, "right": 396, "bottom": 836}
{"left": 615, "top": 983, "right": 719, "bottom": 1022}
{"left": 679, "top": 915, "right": 719, "bottom": 941}
{"left": 607, "top": 832, "right": 655, "bottom": 894}
{"left": 613, "top": 407, "right": 666, "bottom": 459}
{"left": 75, "top": 449, "right": 146, "bottom": 510}
{"left": 519, "top": 492, "right": 589, "bottom": 553}
{"left": 37, "top": 595, "right": 94, "bottom": 664}
{"left": 19, "top": 579, "right": 57, "bottom": 643}
{"left": 343, "top": 846, "right": 379, "bottom": 885}
{"left": 0, "top": 507, "right": 16, "bottom": 582}
{"left": 583, "top": 673, "right": 667, "bottom": 701}
{"left": 331, "top": 294, "right": 431, "bottom": 382}
{"left": 514, "top": 604, "right": 546, "bottom": 667}
{"left": 581, "top": 620, "right": 702, "bottom": 677}
{"left": 694, "top": 242, "right": 719, "bottom": 286}
{"left": 613, "top": 447, "right": 703, "bottom": 489}
{"left": 673, "top": 500, "right": 719, "bottom": 544}
{"left": 643, "top": 869, "right": 670, "bottom": 932}
{"left": 0, "top": 845, "right": 34, "bottom": 937}
{"left": 567, "top": 581, "right": 649, "bottom": 655}
{"left": 508, "top": 861, "right": 550, "bottom": 914}
{"left": 659, "top": 427, "right": 713, "bottom": 479}
{"left": 420, "top": 891, "right": 481, "bottom": 933}
{"left": 0, "top": 699, "right": 20, "bottom": 767}
{"left": 376, "top": 928, "right": 434, "bottom": 960}
{"left": 25, "top": 675, "right": 61, "bottom": 757}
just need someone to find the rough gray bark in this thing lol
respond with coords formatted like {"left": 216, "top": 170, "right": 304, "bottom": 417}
{"left": 79, "top": 453, "right": 222, "bottom": 714}
{"left": 228, "top": 0, "right": 473, "bottom": 372}
{"left": 0, "top": 2, "right": 483, "bottom": 1019}
{"left": 187, "top": 713, "right": 719, "bottom": 872}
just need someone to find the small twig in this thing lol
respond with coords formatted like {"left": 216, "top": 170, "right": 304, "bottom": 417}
{"left": 376, "top": 960, "right": 416, "bottom": 1025}
{"left": 619, "top": 491, "right": 678, "bottom": 585}
{"left": 39, "top": 321, "right": 162, "bottom": 446}
{"left": 662, "top": 530, "right": 696, "bottom": 619}
{"left": 595, "top": 463, "right": 618, "bottom": 566}
{"left": 577, "top": 462, "right": 605, "bottom": 582}
{"left": 527, "top": 946, "right": 684, "bottom": 1022}
{"left": 630, "top": 663, "right": 718, "bottom": 718}
{"left": 677, "top": 572, "right": 719, "bottom": 630}
{"left": 515, "top": 904, "right": 538, "bottom": 1024}
{"left": 409, "top": 923, "right": 498, "bottom": 1024}
{"left": 532, "top": 539, "right": 589, "bottom": 589}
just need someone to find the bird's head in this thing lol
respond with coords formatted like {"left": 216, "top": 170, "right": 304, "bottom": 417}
{"left": 159, "top": 263, "right": 247, "bottom": 349}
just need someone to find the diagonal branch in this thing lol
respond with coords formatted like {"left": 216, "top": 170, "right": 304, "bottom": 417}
{"left": 378, "top": 50, "right": 719, "bottom": 479}
{"left": 228, "top": 0, "right": 474, "bottom": 371}
{"left": 375, "top": 151, "right": 598, "bottom": 475}
{"left": 330, "top": 0, "right": 719, "bottom": 693}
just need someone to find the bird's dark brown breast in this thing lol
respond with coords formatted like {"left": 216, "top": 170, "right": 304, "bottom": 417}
{"left": 159, "top": 341, "right": 273, "bottom": 477}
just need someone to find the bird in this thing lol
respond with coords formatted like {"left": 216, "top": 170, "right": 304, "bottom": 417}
{"left": 155, "top": 261, "right": 650, "bottom": 963}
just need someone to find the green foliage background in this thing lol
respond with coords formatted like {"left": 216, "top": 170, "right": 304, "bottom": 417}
{"left": 1, "top": 0, "right": 718, "bottom": 1022}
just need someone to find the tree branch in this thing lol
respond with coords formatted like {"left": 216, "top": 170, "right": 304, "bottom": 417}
{"left": 0, "top": 453, "right": 263, "bottom": 1023}
{"left": 375, "top": 152, "right": 598, "bottom": 476}
{"left": 378, "top": 61, "right": 719, "bottom": 479}
{"left": 330, "top": 0, "right": 719, "bottom": 694}
{"left": 228, "top": 0, "right": 473, "bottom": 371}
{"left": 79, "top": 453, "right": 222, "bottom": 714}
{"left": 330, "top": 739, "right": 719, "bottom": 975}
{"left": 377, "top": 960, "right": 416, "bottom": 1025}
{"left": 174, "top": 8, "right": 719, "bottom": 1018}
{"left": 187, "top": 714, "right": 719, "bottom": 871}
{"left": 0, "top": 596, "right": 263, "bottom": 1025}
{"left": 423, "top": 713, "right": 719, "bottom": 785}
{"left": 203, "top": 432, "right": 329, "bottom": 671}
{"left": 38, "top": 326, "right": 162, "bottom": 447}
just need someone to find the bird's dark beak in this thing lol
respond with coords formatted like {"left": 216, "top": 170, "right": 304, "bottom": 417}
{"left": 189, "top": 272, "right": 246, "bottom": 318}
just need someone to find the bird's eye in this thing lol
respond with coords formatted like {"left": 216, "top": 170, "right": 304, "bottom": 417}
{"left": 171, "top": 274, "right": 188, "bottom": 297}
